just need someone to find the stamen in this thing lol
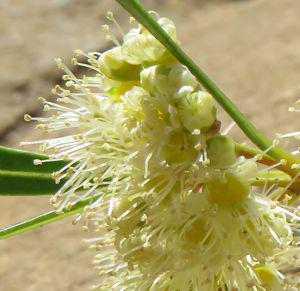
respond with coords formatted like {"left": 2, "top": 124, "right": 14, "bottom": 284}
{"left": 222, "top": 121, "right": 235, "bottom": 135}
{"left": 106, "top": 11, "right": 124, "bottom": 36}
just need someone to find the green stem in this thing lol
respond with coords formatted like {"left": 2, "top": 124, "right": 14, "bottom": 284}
{"left": 251, "top": 171, "right": 292, "bottom": 187}
{"left": 0, "top": 193, "right": 100, "bottom": 239}
{"left": 115, "top": 0, "right": 300, "bottom": 174}
{"left": 236, "top": 143, "right": 300, "bottom": 191}
{"left": 234, "top": 143, "right": 295, "bottom": 176}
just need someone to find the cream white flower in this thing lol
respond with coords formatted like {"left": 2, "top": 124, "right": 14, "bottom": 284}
{"left": 24, "top": 12, "right": 299, "bottom": 291}
{"left": 140, "top": 64, "right": 199, "bottom": 97}
{"left": 122, "top": 17, "right": 177, "bottom": 65}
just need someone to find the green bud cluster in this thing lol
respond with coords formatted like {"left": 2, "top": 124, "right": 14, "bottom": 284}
{"left": 206, "top": 135, "right": 236, "bottom": 168}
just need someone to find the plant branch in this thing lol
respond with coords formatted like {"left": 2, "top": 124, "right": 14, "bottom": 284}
{"left": 235, "top": 143, "right": 295, "bottom": 176}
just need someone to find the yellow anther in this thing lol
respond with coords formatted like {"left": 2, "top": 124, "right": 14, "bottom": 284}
{"left": 129, "top": 16, "right": 135, "bottom": 24}
{"left": 66, "top": 81, "right": 74, "bottom": 87}
{"left": 106, "top": 11, "right": 114, "bottom": 20}
{"left": 24, "top": 114, "right": 32, "bottom": 122}
{"left": 102, "top": 24, "right": 109, "bottom": 32}
{"left": 55, "top": 58, "right": 64, "bottom": 69}
{"left": 38, "top": 96, "right": 46, "bottom": 102}
{"left": 280, "top": 159, "right": 287, "bottom": 166}
{"left": 71, "top": 58, "right": 78, "bottom": 65}
{"left": 74, "top": 49, "right": 83, "bottom": 56}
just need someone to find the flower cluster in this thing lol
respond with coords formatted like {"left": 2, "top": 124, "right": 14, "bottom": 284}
{"left": 25, "top": 12, "right": 299, "bottom": 291}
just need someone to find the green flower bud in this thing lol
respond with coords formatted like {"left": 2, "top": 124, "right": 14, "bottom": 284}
{"left": 123, "top": 33, "right": 163, "bottom": 65}
{"left": 206, "top": 135, "right": 237, "bottom": 169}
{"left": 178, "top": 91, "right": 216, "bottom": 133}
{"left": 206, "top": 171, "right": 250, "bottom": 206}
{"left": 140, "top": 64, "right": 199, "bottom": 96}
{"left": 122, "top": 17, "right": 177, "bottom": 65}
{"left": 98, "top": 47, "right": 141, "bottom": 81}
{"left": 140, "top": 65, "right": 169, "bottom": 95}
{"left": 156, "top": 17, "right": 177, "bottom": 41}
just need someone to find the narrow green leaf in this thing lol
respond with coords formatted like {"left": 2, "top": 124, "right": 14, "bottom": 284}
{"left": 115, "top": 0, "right": 300, "bottom": 174}
{"left": 0, "top": 193, "right": 101, "bottom": 239}
{"left": 0, "top": 146, "right": 67, "bottom": 195}
{"left": 0, "top": 146, "right": 66, "bottom": 173}
{"left": 0, "top": 170, "right": 64, "bottom": 195}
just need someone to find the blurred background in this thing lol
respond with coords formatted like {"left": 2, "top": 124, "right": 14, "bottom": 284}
{"left": 0, "top": 0, "right": 300, "bottom": 290}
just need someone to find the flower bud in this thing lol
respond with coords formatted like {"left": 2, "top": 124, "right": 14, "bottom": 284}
{"left": 122, "top": 17, "right": 177, "bottom": 65}
{"left": 160, "top": 17, "right": 176, "bottom": 36}
{"left": 98, "top": 47, "right": 141, "bottom": 81}
{"left": 178, "top": 91, "right": 216, "bottom": 133}
{"left": 140, "top": 65, "right": 169, "bottom": 95}
{"left": 140, "top": 64, "right": 199, "bottom": 96}
{"left": 206, "top": 135, "right": 237, "bottom": 169}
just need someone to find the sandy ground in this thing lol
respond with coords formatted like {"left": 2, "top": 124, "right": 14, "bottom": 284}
{"left": 0, "top": 0, "right": 300, "bottom": 290}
